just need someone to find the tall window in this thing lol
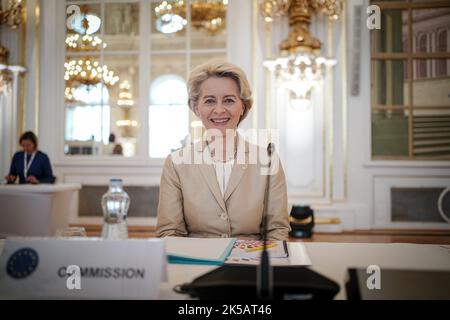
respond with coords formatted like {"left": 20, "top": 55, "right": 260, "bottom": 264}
{"left": 149, "top": 75, "right": 189, "bottom": 158}
{"left": 63, "top": 0, "right": 227, "bottom": 158}
{"left": 371, "top": 1, "right": 450, "bottom": 159}
{"left": 147, "top": 0, "right": 227, "bottom": 158}
{"left": 65, "top": 84, "right": 110, "bottom": 144}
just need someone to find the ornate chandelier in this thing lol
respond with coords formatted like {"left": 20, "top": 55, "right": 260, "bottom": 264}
{"left": 117, "top": 80, "right": 135, "bottom": 107}
{"left": 154, "top": 0, "right": 227, "bottom": 35}
{"left": 65, "top": 33, "right": 106, "bottom": 51}
{"left": 64, "top": 57, "right": 119, "bottom": 103}
{"left": 64, "top": 59, "right": 119, "bottom": 87}
{"left": 261, "top": 0, "right": 341, "bottom": 109}
{"left": 65, "top": 11, "right": 119, "bottom": 102}
{"left": 116, "top": 80, "right": 138, "bottom": 139}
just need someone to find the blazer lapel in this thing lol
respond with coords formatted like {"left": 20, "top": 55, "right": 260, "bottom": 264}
{"left": 224, "top": 139, "right": 250, "bottom": 201}
{"left": 199, "top": 165, "right": 226, "bottom": 212}
{"left": 224, "top": 163, "right": 247, "bottom": 201}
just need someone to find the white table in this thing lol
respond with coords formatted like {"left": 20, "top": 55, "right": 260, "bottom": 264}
{"left": 1, "top": 240, "right": 449, "bottom": 299}
{"left": 159, "top": 242, "right": 450, "bottom": 300}
{"left": 0, "top": 183, "right": 81, "bottom": 237}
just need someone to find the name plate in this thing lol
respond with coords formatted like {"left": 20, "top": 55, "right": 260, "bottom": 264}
{"left": 0, "top": 238, "right": 167, "bottom": 299}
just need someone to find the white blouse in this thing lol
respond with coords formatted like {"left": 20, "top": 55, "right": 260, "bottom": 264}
{"left": 213, "top": 160, "right": 234, "bottom": 196}
{"left": 204, "top": 142, "right": 241, "bottom": 197}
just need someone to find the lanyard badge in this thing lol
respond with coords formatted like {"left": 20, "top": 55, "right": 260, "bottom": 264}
{"left": 24, "top": 152, "right": 36, "bottom": 179}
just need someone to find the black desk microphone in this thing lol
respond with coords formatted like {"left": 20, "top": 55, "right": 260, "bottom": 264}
{"left": 257, "top": 142, "right": 275, "bottom": 299}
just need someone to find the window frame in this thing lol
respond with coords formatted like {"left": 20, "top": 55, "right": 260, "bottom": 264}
{"left": 370, "top": 0, "right": 450, "bottom": 160}
{"left": 62, "top": 0, "right": 228, "bottom": 161}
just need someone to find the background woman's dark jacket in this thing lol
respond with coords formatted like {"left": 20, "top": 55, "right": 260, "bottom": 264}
{"left": 8, "top": 150, "right": 55, "bottom": 184}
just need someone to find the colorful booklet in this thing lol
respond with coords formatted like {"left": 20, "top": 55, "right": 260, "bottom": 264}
{"left": 225, "top": 240, "right": 289, "bottom": 265}
{"left": 164, "top": 237, "right": 236, "bottom": 265}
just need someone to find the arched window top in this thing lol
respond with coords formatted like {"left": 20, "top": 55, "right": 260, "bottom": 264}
{"left": 149, "top": 74, "right": 188, "bottom": 105}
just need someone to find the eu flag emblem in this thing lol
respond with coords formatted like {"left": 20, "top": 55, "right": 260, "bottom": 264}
{"left": 7, "top": 248, "right": 39, "bottom": 279}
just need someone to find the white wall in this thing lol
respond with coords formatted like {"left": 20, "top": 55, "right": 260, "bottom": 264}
{"left": 5, "top": 0, "right": 450, "bottom": 229}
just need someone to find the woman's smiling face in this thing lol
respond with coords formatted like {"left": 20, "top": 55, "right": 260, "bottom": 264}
{"left": 195, "top": 77, "right": 244, "bottom": 134}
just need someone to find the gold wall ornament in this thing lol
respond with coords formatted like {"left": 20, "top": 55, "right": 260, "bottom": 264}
{"left": 0, "top": 0, "right": 24, "bottom": 29}
{"left": 0, "top": 45, "right": 10, "bottom": 65}
{"left": 261, "top": 0, "right": 341, "bottom": 109}
{"left": 0, "top": 0, "right": 24, "bottom": 62}
{"left": 0, "top": 0, "right": 26, "bottom": 90}
{"left": 0, "top": 63, "right": 12, "bottom": 91}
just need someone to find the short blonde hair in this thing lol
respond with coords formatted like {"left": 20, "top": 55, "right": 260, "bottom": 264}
{"left": 187, "top": 60, "right": 253, "bottom": 125}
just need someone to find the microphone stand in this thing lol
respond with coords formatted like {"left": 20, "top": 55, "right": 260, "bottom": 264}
{"left": 257, "top": 142, "right": 274, "bottom": 299}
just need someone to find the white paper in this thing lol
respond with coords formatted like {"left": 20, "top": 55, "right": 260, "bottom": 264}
{"left": 226, "top": 241, "right": 312, "bottom": 266}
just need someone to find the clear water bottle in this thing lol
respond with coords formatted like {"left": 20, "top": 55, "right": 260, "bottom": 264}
{"left": 101, "top": 178, "right": 130, "bottom": 239}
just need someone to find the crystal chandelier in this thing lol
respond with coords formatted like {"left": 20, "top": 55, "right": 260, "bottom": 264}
{"left": 261, "top": 0, "right": 341, "bottom": 109}
{"left": 64, "top": 59, "right": 119, "bottom": 86}
{"left": 116, "top": 80, "right": 138, "bottom": 139}
{"left": 117, "top": 80, "right": 135, "bottom": 107}
{"left": 65, "top": 33, "right": 106, "bottom": 51}
{"left": 65, "top": 10, "right": 119, "bottom": 102}
{"left": 154, "top": 0, "right": 227, "bottom": 35}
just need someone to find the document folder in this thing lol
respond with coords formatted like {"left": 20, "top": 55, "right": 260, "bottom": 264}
{"left": 165, "top": 237, "right": 236, "bottom": 266}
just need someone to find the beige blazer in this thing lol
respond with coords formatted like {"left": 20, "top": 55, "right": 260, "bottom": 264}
{"left": 156, "top": 139, "right": 291, "bottom": 240}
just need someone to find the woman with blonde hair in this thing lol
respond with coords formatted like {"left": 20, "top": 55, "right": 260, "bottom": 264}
{"left": 156, "top": 60, "right": 290, "bottom": 240}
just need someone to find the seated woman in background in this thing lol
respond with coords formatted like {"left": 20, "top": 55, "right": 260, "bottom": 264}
{"left": 156, "top": 60, "right": 290, "bottom": 240}
{"left": 4, "top": 131, "right": 55, "bottom": 184}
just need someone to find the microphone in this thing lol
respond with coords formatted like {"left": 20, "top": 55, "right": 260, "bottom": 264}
{"left": 257, "top": 142, "right": 275, "bottom": 299}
